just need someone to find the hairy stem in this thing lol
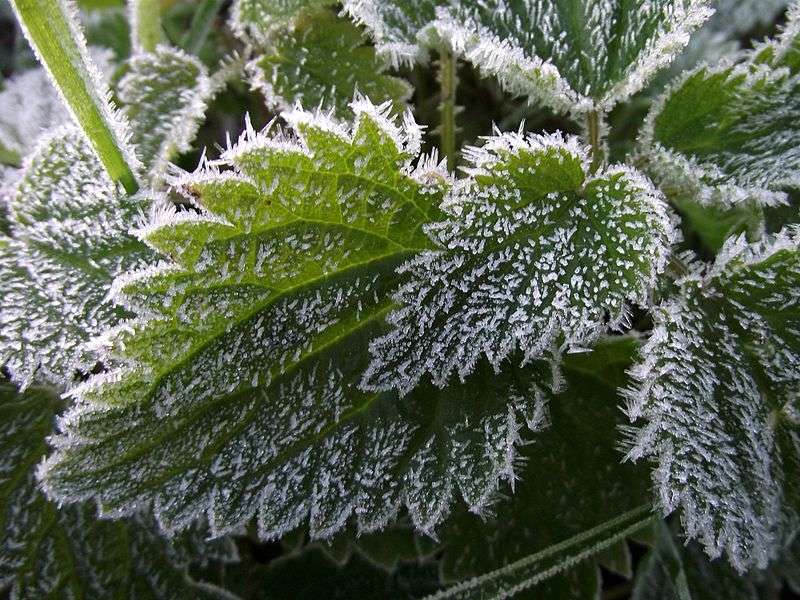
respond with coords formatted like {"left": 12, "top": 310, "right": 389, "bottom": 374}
{"left": 10, "top": 0, "right": 139, "bottom": 194}
{"left": 181, "top": 0, "right": 224, "bottom": 55}
{"left": 586, "top": 109, "right": 605, "bottom": 173}
{"left": 131, "top": 0, "right": 165, "bottom": 53}
{"left": 438, "top": 44, "right": 458, "bottom": 172}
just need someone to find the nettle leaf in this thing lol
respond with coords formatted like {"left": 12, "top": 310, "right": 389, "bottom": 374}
{"left": 345, "top": 0, "right": 713, "bottom": 114}
{"left": 0, "top": 126, "right": 153, "bottom": 388}
{"left": 641, "top": 4, "right": 800, "bottom": 207}
{"left": 624, "top": 228, "right": 800, "bottom": 571}
{"left": 246, "top": 10, "right": 412, "bottom": 119}
{"left": 119, "top": 45, "right": 214, "bottom": 179}
{"left": 231, "top": 0, "right": 335, "bottom": 43}
{"left": 38, "top": 100, "right": 554, "bottom": 542}
{"left": 434, "top": 338, "right": 652, "bottom": 599}
{"left": 364, "top": 130, "right": 674, "bottom": 396}
{"left": 0, "top": 381, "right": 238, "bottom": 599}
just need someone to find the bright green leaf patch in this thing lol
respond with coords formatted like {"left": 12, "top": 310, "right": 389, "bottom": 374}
{"left": 0, "top": 381, "right": 238, "bottom": 599}
{"left": 247, "top": 10, "right": 412, "bottom": 118}
{"left": 642, "top": 4, "right": 800, "bottom": 207}
{"left": 624, "top": 227, "right": 800, "bottom": 572}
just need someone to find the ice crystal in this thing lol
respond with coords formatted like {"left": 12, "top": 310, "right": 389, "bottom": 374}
{"left": 624, "top": 228, "right": 800, "bottom": 572}
{"left": 364, "top": 130, "right": 674, "bottom": 396}
{"left": 345, "top": 0, "right": 713, "bottom": 114}
{"left": 0, "top": 127, "right": 153, "bottom": 389}
{"left": 0, "top": 382, "right": 238, "bottom": 600}
{"left": 641, "top": 4, "right": 800, "bottom": 207}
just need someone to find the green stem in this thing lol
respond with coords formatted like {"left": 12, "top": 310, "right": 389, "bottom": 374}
{"left": 181, "top": 0, "right": 224, "bottom": 55}
{"left": 131, "top": 0, "right": 164, "bottom": 53}
{"left": 10, "top": 0, "right": 139, "bottom": 194}
{"left": 587, "top": 109, "right": 605, "bottom": 173}
{"left": 424, "top": 504, "right": 655, "bottom": 600}
{"left": 438, "top": 44, "right": 458, "bottom": 172}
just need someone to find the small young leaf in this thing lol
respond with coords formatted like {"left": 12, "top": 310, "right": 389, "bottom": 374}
{"left": 247, "top": 10, "right": 411, "bottom": 118}
{"left": 119, "top": 46, "right": 215, "bottom": 179}
{"left": 641, "top": 4, "right": 800, "bottom": 207}
{"left": 345, "top": 0, "right": 713, "bottom": 114}
{"left": 0, "top": 381, "right": 239, "bottom": 599}
{"left": 0, "top": 126, "right": 153, "bottom": 388}
{"left": 624, "top": 228, "right": 800, "bottom": 572}
{"left": 364, "top": 130, "right": 674, "bottom": 396}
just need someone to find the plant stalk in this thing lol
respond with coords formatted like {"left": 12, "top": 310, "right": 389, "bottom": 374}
{"left": 438, "top": 44, "right": 458, "bottom": 172}
{"left": 131, "top": 0, "right": 164, "bottom": 53}
{"left": 10, "top": 0, "right": 140, "bottom": 194}
{"left": 586, "top": 109, "right": 605, "bottom": 173}
{"left": 181, "top": 0, "right": 224, "bottom": 55}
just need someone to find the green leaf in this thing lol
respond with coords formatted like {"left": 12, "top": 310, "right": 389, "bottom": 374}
{"left": 39, "top": 101, "right": 557, "bottom": 542}
{"left": 246, "top": 10, "right": 411, "bottom": 119}
{"left": 641, "top": 4, "right": 800, "bottom": 207}
{"left": 119, "top": 46, "right": 214, "bottom": 179}
{"left": 345, "top": 0, "right": 713, "bottom": 113}
{"left": 231, "top": 0, "right": 335, "bottom": 43}
{"left": 9, "top": 0, "right": 141, "bottom": 193}
{"left": 0, "top": 381, "right": 239, "bottom": 599}
{"left": 624, "top": 228, "right": 800, "bottom": 572}
{"left": 432, "top": 338, "right": 653, "bottom": 598}
{"left": 0, "top": 126, "right": 153, "bottom": 388}
{"left": 631, "top": 522, "right": 770, "bottom": 600}
{"left": 364, "top": 131, "right": 674, "bottom": 396}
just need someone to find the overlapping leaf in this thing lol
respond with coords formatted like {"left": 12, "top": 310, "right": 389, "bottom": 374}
{"left": 641, "top": 4, "right": 800, "bottom": 207}
{"left": 246, "top": 10, "right": 411, "bottom": 118}
{"left": 119, "top": 45, "right": 215, "bottom": 179}
{"left": 0, "top": 126, "right": 152, "bottom": 388}
{"left": 345, "top": 0, "right": 713, "bottom": 114}
{"left": 364, "top": 130, "right": 673, "bottom": 396}
{"left": 433, "top": 338, "right": 653, "bottom": 599}
{"left": 39, "top": 100, "right": 559, "bottom": 542}
{"left": 0, "top": 381, "right": 238, "bottom": 599}
{"left": 624, "top": 228, "right": 800, "bottom": 572}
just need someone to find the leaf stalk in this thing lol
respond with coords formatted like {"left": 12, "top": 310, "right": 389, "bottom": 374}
{"left": 438, "top": 44, "right": 458, "bottom": 172}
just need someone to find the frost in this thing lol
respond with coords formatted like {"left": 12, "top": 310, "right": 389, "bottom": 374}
{"left": 0, "top": 127, "right": 154, "bottom": 389}
{"left": 623, "top": 228, "right": 800, "bottom": 572}
{"left": 119, "top": 46, "right": 216, "bottom": 181}
{"left": 345, "top": 0, "right": 714, "bottom": 114}
{"left": 364, "top": 130, "right": 674, "bottom": 396}
{"left": 246, "top": 10, "right": 411, "bottom": 118}
{"left": 0, "top": 382, "right": 238, "bottom": 600}
{"left": 641, "top": 5, "right": 800, "bottom": 207}
{"left": 38, "top": 100, "right": 556, "bottom": 541}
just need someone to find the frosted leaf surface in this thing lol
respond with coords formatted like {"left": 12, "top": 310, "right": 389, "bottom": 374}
{"left": 231, "top": 0, "right": 334, "bottom": 42}
{"left": 119, "top": 46, "right": 214, "bottom": 180}
{"left": 440, "top": 338, "right": 650, "bottom": 594}
{"left": 624, "top": 228, "right": 800, "bottom": 572}
{"left": 39, "top": 100, "right": 554, "bottom": 540}
{"left": 345, "top": 0, "right": 713, "bottom": 113}
{"left": 642, "top": 5, "right": 800, "bottom": 207}
{"left": 0, "top": 127, "right": 153, "bottom": 388}
{"left": 0, "top": 381, "right": 239, "bottom": 600}
{"left": 364, "top": 131, "right": 673, "bottom": 396}
{"left": 247, "top": 10, "right": 411, "bottom": 118}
